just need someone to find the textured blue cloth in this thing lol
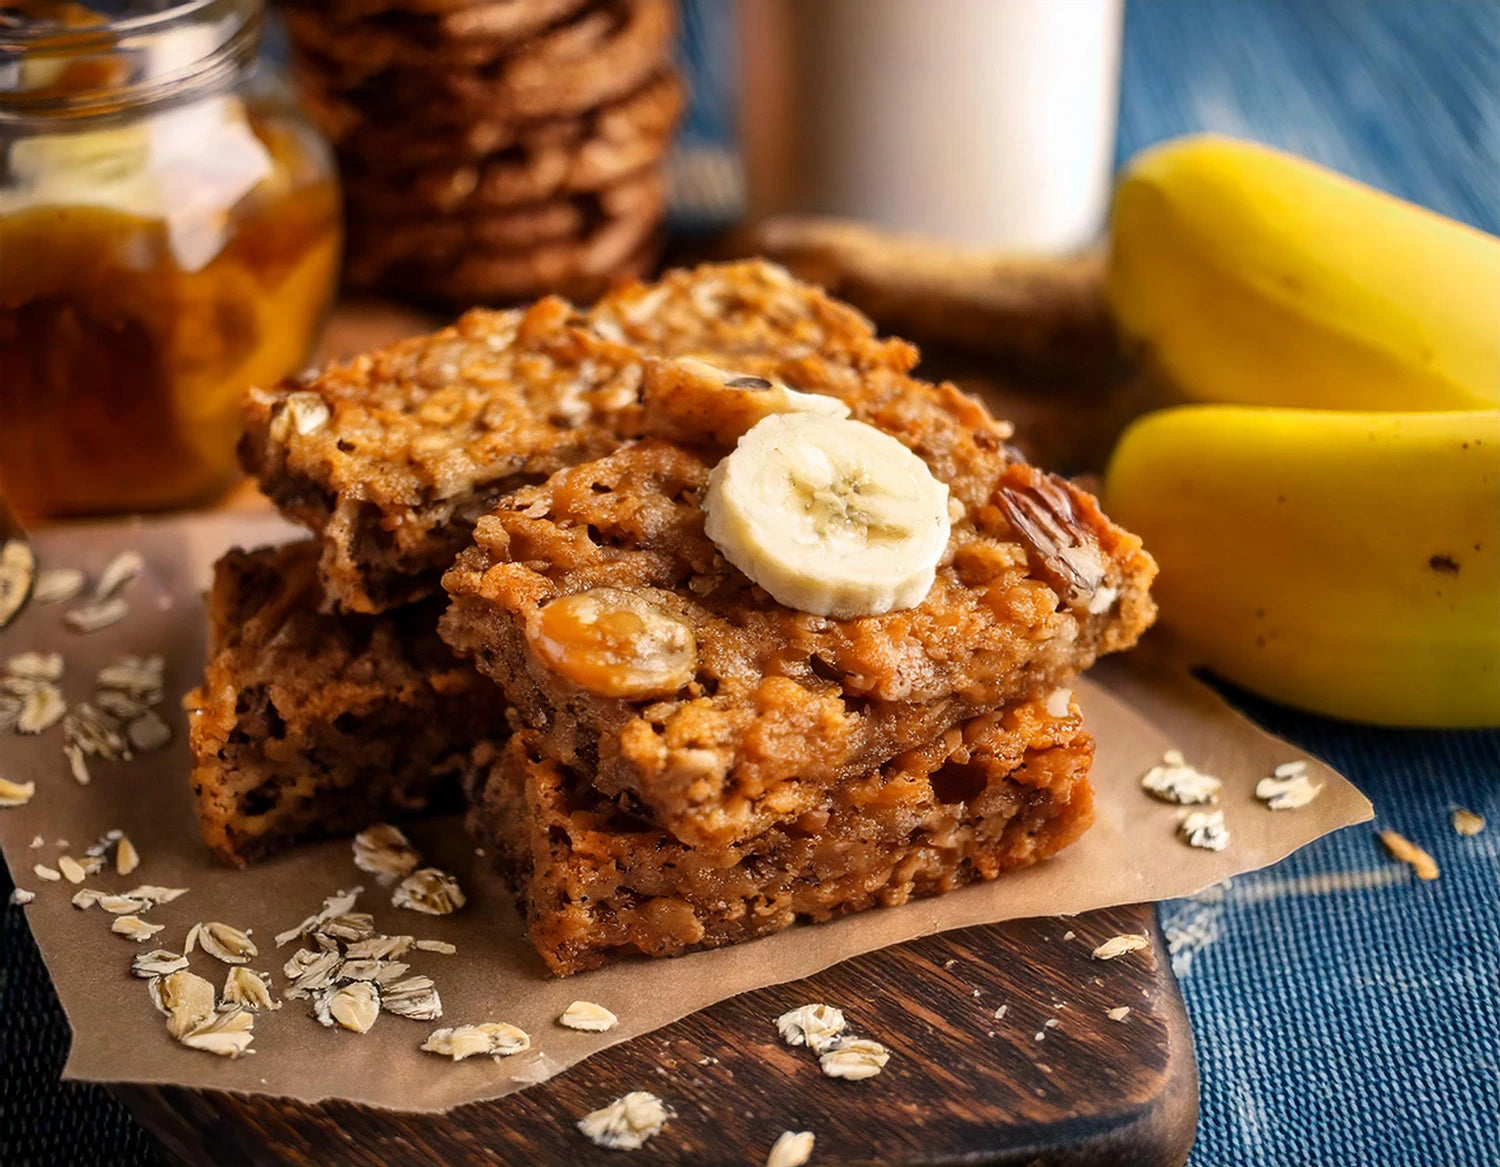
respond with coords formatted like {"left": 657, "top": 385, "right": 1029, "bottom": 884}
{"left": 3, "top": 3, "right": 1498, "bottom": 1165}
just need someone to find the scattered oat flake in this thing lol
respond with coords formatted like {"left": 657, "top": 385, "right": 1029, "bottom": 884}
{"left": 33, "top": 863, "right": 61, "bottom": 882}
{"left": 380, "top": 976, "right": 443, "bottom": 1021}
{"left": 413, "top": 938, "right": 456, "bottom": 955}
{"left": 1256, "top": 761, "right": 1323, "bottom": 810}
{"left": 0, "top": 777, "right": 36, "bottom": 807}
{"left": 819, "top": 1037, "right": 890, "bottom": 1081}
{"left": 64, "top": 596, "right": 129, "bottom": 633}
{"left": 766, "top": 1130, "right": 815, "bottom": 1167}
{"left": 159, "top": 969, "right": 217, "bottom": 1038}
{"left": 559, "top": 1000, "right": 618, "bottom": 1032}
{"left": 274, "top": 886, "right": 363, "bottom": 947}
{"left": 93, "top": 550, "right": 144, "bottom": 600}
{"left": 180, "top": 1007, "right": 256, "bottom": 1058}
{"left": 115, "top": 835, "right": 140, "bottom": 875}
{"left": 113, "top": 915, "right": 164, "bottom": 942}
{"left": 1181, "top": 809, "right": 1231, "bottom": 851}
{"left": 422, "top": 1022, "right": 530, "bottom": 1061}
{"left": 392, "top": 868, "right": 465, "bottom": 916}
{"left": 1107, "top": 1006, "right": 1132, "bottom": 1022}
{"left": 64, "top": 743, "right": 91, "bottom": 786}
{"left": 57, "top": 855, "right": 88, "bottom": 884}
{"left": 98, "top": 894, "right": 150, "bottom": 914}
{"left": 6, "top": 652, "right": 63, "bottom": 680}
{"left": 1092, "top": 934, "right": 1150, "bottom": 960}
{"left": 125, "top": 710, "right": 172, "bottom": 753}
{"left": 126, "top": 884, "right": 188, "bottom": 905}
{"left": 1378, "top": 829, "right": 1439, "bottom": 881}
{"left": 33, "top": 568, "right": 85, "bottom": 605}
{"left": 320, "top": 981, "right": 381, "bottom": 1033}
{"left": 223, "top": 967, "right": 281, "bottom": 1012}
{"left": 10, "top": 888, "right": 35, "bottom": 906}
{"left": 1452, "top": 809, "right": 1485, "bottom": 837}
{"left": 344, "top": 935, "right": 414, "bottom": 960}
{"left": 577, "top": 1091, "right": 669, "bottom": 1151}
{"left": 18, "top": 685, "right": 66, "bottom": 733}
{"left": 29, "top": 834, "right": 43, "bottom": 848}
{"left": 132, "top": 950, "right": 189, "bottom": 978}
{"left": 71, "top": 888, "right": 103, "bottom": 909}
{"left": 1140, "top": 749, "right": 1221, "bottom": 805}
{"left": 352, "top": 823, "right": 421, "bottom": 882}
{"left": 188, "top": 921, "right": 258, "bottom": 964}
{"left": 776, "top": 1003, "right": 846, "bottom": 1053}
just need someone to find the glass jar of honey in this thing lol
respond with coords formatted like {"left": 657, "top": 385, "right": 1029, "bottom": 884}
{"left": 0, "top": 0, "right": 340, "bottom": 517}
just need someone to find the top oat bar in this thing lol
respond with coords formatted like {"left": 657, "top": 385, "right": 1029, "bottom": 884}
{"left": 242, "top": 260, "right": 997, "bottom": 613}
{"left": 439, "top": 434, "right": 1155, "bottom": 849}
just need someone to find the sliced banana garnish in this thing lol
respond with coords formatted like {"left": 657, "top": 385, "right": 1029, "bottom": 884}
{"left": 704, "top": 413, "right": 951, "bottom": 619}
{"left": 642, "top": 356, "right": 849, "bottom": 447}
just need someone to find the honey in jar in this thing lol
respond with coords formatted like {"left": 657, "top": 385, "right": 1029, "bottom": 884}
{"left": 0, "top": 0, "right": 341, "bottom": 517}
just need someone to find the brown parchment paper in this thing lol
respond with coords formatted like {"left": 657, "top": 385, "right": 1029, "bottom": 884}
{"left": 0, "top": 512, "right": 1372, "bottom": 1112}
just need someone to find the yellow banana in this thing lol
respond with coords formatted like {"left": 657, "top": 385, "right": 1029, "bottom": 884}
{"left": 1104, "top": 406, "right": 1500, "bottom": 727}
{"left": 1108, "top": 135, "right": 1500, "bottom": 412}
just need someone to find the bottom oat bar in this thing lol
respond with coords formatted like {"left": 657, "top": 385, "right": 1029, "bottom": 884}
{"left": 187, "top": 542, "right": 507, "bottom": 866}
{"left": 467, "top": 697, "right": 1095, "bottom": 976}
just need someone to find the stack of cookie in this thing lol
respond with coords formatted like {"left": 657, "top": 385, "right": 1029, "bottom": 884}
{"left": 278, "top": 0, "right": 683, "bottom": 304}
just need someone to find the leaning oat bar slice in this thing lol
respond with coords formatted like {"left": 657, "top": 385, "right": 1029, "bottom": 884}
{"left": 238, "top": 297, "right": 644, "bottom": 613}
{"left": 467, "top": 697, "right": 1095, "bottom": 977}
{"left": 440, "top": 438, "right": 1153, "bottom": 849}
{"left": 186, "top": 542, "right": 506, "bottom": 866}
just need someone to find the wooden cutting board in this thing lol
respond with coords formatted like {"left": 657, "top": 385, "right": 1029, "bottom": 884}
{"left": 112, "top": 294, "right": 1193, "bottom": 1165}
{"left": 114, "top": 904, "right": 1196, "bottom": 1166}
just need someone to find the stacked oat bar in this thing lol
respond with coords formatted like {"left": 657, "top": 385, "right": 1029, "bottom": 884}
{"left": 190, "top": 260, "right": 1156, "bottom": 972}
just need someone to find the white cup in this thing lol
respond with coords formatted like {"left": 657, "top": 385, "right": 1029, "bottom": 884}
{"left": 740, "top": 0, "right": 1124, "bottom": 253}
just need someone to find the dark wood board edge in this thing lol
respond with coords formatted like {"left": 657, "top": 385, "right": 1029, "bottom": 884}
{"left": 111, "top": 905, "right": 1196, "bottom": 1167}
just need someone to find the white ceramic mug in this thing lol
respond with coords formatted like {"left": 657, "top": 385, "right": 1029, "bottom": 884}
{"left": 740, "top": 0, "right": 1124, "bottom": 253}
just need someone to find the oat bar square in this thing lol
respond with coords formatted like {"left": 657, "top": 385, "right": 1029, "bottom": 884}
{"left": 186, "top": 541, "right": 505, "bottom": 865}
{"left": 467, "top": 697, "right": 1095, "bottom": 976}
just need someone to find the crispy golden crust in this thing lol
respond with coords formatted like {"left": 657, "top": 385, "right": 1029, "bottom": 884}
{"left": 186, "top": 542, "right": 506, "bottom": 866}
{"left": 468, "top": 698, "right": 1095, "bottom": 976}
{"left": 439, "top": 437, "right": 1153, "bottom": 849}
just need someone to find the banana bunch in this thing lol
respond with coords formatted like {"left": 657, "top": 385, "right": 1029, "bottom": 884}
{"left": 1108, "top": 135, "right": 1500, "bottom": 411}
{"left": 1104, "top": 136, "right": 1500, "bottom": 727}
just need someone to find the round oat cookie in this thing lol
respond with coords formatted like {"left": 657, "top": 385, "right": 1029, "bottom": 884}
{"left": 348, "top": 208, "right": 663, "bottom": 304}
{"left": 279, "top": 0, "right": 592, "bottom": 75}
{"left": 344, "top": 199, "right": 591, "bottom": 280}
{"left": 291, "top": 0, "right": 675, "bottom": 123}
{"left": 327, "top": 69, "right": 684, "bottom": 182}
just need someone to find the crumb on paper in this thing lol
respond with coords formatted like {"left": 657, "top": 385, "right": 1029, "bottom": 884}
{"left": 1452, "top": 808, "right": 1485, "bottom": 837}
{"left": 392, "top": 868, "right": 465, "bottom": 916}
{"left": 1378, "top": 829, "right": 1439, "bottom": 881}
{"left": 993, "top": 1005, "right": 1008, "bottom": 1021}
{"left": 1140, "top": 749, "right": 1221, "bottom": 805}
{"left": 818, "top": 1037, "right": 889, "bottom": 1081}
{"left": 1062, "top": 930, "right": 1075, "bottom": 941}
{"left": 1256, "top": 761, "right": 1323, "bottom": 810}
{"left": 1092, "top": 934, "right": 1150, "bottom": 961}
{"left": 422, "top": 1022, "right": 531, "bottom": 1061}
{"left": 776, "top": 1003, "right": 846, "bottom": 1053}
{"left": 1181, "top": 809, "right": 1230, "bottom": 851}
{"left": 9, "top": 888, "right": 35, "bottom": 906}
{"left": 577, "top": 1091, "right": 670, "bottom": 1151}
{"left": 1107, "top": 1006, "right": 1131, "bottom": 1022}
{"left": 352, "top": 823, "right": 421, "bottom": 883}
{"left": 559, "top": 1000, "right": 619, "bottom": 1032}
{"left": 766, "top": 1130, "right": 815, "bottom": 1167}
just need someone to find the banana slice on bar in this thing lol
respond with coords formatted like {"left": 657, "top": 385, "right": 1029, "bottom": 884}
{"left": 642, "top": 356, "right": 849, "bottom": 447}
{"left": 703, "top": 412, "right": 951, "bottom": 618}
